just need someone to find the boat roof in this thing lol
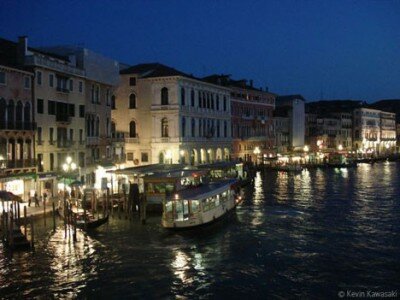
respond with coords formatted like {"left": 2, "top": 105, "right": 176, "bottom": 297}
{"left": 167, "top": 179, "right": 237, "bottom": 201}
{"left": 143, "top": 169, "right": 208, "bottom": 181}
{"left": 197, "top": 161, "right": 242, "bottom": 170}
{"left": 109, "top": 163, "right": 187, "bottom": 176}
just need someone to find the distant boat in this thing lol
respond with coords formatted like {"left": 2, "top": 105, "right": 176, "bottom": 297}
{"left": 162, "top": 179, "right": 242, "bottom": 229}
{"left": 272, "top": 164, "right": 303, "bottom": 172}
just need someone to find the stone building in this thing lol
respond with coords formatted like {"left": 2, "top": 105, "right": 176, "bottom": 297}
{"left": 275, "top": 95, "right": 305, "bottom": 151}
{"left": 113, "top": 63, "right": 232, "bottom": 166}
{"left": 0, "top": 38, "right": 36, "bottom": 200}
{"left": 203, "top": 75, "right": 275, "bottom": 163}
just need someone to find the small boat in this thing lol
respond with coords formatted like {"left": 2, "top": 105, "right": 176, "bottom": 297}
{"left": 58, "top": 202, "right": 109, "bottom": 230}
{"left": 162, "top": 179, "right": 242, "bottom": 229}
{"left": 75, "top": 213, "right": 109, "bottom": 229}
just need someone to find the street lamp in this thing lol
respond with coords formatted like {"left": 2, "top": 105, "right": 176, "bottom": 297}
{"left": 253, "top": 146, "right": 261, "bottom": 166}
{"left": 62, "top": 156, "right": 76, "bottom": 202}
{"left": 338, "top": 144, "right": 343, "bottom": 151}
{"left": 303, "top": 145, "right": 309, "bottom": 153}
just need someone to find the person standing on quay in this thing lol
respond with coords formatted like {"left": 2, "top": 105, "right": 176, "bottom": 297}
{"left": 34, "top": 192, "right": 40, "bottom": 207}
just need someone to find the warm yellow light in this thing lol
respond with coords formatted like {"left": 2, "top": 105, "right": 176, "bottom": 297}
{"left": 253, "top": 146, "right": 260, "bottom": 155}
{"left": 62, "top": 163, "right": 68, "bottom": 171}
{"left": 385, "top": 144, "right": 390, "bottom": 149}
{"left": 165, "top": 150, "right": 172, "bottom": 159}
{"left": 0, "top": 155, "right": 4, "bottom": 160}
{"left": 338, "top": 144, "right": 343, "bottom": 151}
{"left": 180, "top": 150, "right": 185, "bottom": 156}
{"left": 303, "top": 145, "right": 309, "bottom": 152}
{"left": 71, "top": 162, "right": 77, "bottom": 170}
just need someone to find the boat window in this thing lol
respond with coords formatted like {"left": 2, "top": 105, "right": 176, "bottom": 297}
{"left": 191, "top": 200, "right": 200, "bottom": 213}
{"left": 165, "top": 201, "right": 173, "bottom": 213}
{"left": 215, "top": 196, "right": 220, "bottom": 207}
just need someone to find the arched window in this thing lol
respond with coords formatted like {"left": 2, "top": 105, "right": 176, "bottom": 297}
{"left": 191, "top": 90, "right": 195, "bottom": 107}
{"left": 0, "top": 99, "right": 6, "bottom": 129}
{"left": 16, "top": 101, "right": 23, "bottom": 129}
{"left": 161, "top": 87, "right": 169, "bottom": 105}
{"left": 129, "top": 120, "right": 137, "bottom": 137}
{"left": 7, "top": 100, "right": 15, "bottom": 129}
{"left": 199, "top": 118, "right": 202, "bottom": 137}
{"left": 96, "top": 116, "right": 100, "bottom": 137}
{"left": 159, "top": 152, "right": 164, "bottom": 164}
{"left": 111, "top": 95, "right": 116, "bottom": 109}
{"left": 24, "top": 102, "right": 31, "bottom": 129}
{"left": 95, "top": 85, "right": 100, "bottom": 103}
{"left": 211, "top": 94, "right": 214, "bottom": 110}
{"left": 207, "top": 93, "right": 210, "bottom": 109}
{"left": 129, "top": 93, "right": 136, "bottom": 109}
{"left": 224, "top": 121, "right": 227, "bottom": 137}
{"left": 216, "top": 95, "right": 219, "bottom": 110}
{"left": 181, "top": 87, "right": 185, "bottom": 106}
{"left": 111, "top": 121, "right": 116, "bottom": 138}
{"left": 198, "top": 91, "right": 202, "bottom": 108}
{"left": 191, "top": 118, "right": 195, "bottom": 137}
{"left": 161, "top": 118, "right": 168, "bottom": 137}
{"left": 181, "top": 117, "right": 186, "bottom": 137}
{"left": 217, "top": 120, "right": 220, "bottom": 137}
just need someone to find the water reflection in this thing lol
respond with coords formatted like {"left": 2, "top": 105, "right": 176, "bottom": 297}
{"left": 0, "top": 163, "right": 399, "bottom": 298}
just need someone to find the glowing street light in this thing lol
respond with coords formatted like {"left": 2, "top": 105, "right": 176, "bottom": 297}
{"left": 338, "top": 144, "right": 343, "bottom": 151}
{"left": 165, "top": 150, "right": 173, "bottom": 164}
{"left": 303, "top": 145, "right": 309, "bottom": 153}
{"left": 253, "top": 146, "right": 261, "bottom": 166}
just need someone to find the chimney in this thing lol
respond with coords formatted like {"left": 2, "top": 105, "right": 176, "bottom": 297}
{"left": 250, "top": 80, "right": 253, "bottom": 87}
{"left": 17, "top": 36, "right": 28, "bottom": 65}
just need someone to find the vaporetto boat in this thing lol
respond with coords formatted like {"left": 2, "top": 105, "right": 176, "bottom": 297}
{"left": 161, "top": 179, "right": 242, "bottom": 229}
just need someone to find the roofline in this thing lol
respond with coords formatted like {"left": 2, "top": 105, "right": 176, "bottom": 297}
{"left": 0, "top": 64, "right": 34, "bottom": 76}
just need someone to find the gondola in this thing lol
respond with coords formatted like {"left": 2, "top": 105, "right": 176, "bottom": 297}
{"left": 58, "top": 202, "right": 109, "bottom": 230}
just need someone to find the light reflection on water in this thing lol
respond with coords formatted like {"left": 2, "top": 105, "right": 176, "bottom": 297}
{"left": 0, "top": 162, "right": 399, "bottom": 298}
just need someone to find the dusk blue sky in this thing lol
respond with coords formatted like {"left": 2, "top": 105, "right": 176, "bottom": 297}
{"left": 1, "top": 0, "right": 399, "bottom": 102}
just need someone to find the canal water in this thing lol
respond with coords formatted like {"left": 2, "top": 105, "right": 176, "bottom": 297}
{"left": 1, "top": 162, "right": 399, "bottom": 298}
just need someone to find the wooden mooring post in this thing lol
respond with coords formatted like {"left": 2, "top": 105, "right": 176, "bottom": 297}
{"left": 52, "top": 201, "right": 56, "bottom": 232}
{"left": 30, "top": 215, "right": 34, "bottom": 249}
{"left": 24, "top": 206, "right": 27, "bottom": 237}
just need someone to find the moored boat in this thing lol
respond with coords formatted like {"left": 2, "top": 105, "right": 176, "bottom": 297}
{"left": 161, "top": 179, "right": 242, "bottom": 229}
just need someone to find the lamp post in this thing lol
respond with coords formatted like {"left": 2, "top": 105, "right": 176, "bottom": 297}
{"left": 253, "top": 146, "right": 261, "bottom": 167}
{"left": 62, "top": 156, "right": 76, "bottom": 222}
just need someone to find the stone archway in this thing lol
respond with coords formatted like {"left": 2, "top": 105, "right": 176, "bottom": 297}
{"left": 224, "top": 148, "right": 230, "bottom": 161}
{"left": 216, "top": 148, "right": 223, "bottom": 161}
{"left": 207, "top": 148, "right": 215, "bottom": 163}
{"left": 159, "top": 152, "right": 165, "bottom": 164}
{"left": 200, "top": 149, "right": 206, "bottom": 164}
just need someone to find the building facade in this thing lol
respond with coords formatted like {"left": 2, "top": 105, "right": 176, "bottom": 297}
{"left": 203, "top": 75, "right": 275, "bottom": 162}
{"left": 17, "top": 37, "right": 86, "bottom": 195}
{"left": 275, "top": 95, "right": 305, "bottom": 151}
{"left": 113, "top": 63, "right": 232, "bottom": 166}
{"left": 0, "top": 39, "right": 36, "bottom": 200}
{"left": 353, "top": 108, "right": 396, "bottom": 155}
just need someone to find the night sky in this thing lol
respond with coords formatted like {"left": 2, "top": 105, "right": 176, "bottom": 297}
{"left": 1, "top": 0, "right": 399, "bottom": 102}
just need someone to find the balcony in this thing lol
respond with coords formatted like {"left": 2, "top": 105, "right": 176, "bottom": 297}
{"left": 151, "top": 104, "right": 179, "bottom": 111}
{"left": 111, "top": 131, "right": 127, "bottom": 142}
{"left": 125, "top": 136, "right": 140, "bottom": 143}
{"left": 0, "top": 159, "right": 37, "bottom": 170}
{"left": 0, "top": 121, "right": 36, "bottom": 131}
{"left": 55, "top": 114, "right": 71, "bottom": 123}
{"left": 56, "top": 87, "right": 70, "bottom": 94}
{"left": 86, "top": 136, "right": 101, "bottom": 146}
{"left": 57, "top": 140, "right": 72, "bottom": 148}
{"left": 25, "top": 55, "right": 85, "bottom": 77}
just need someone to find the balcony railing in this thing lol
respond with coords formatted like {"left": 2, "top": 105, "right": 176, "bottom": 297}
{"left": 86, "top": 136, "right": 101, "bottom": 145}
{"left": 55, "top": 115, "right": 71, "bottom": 123}
{"left": 0, "top": 121, "right": 36, "bottom": 131}
{"left": 0, "top": 159, "right": 37, "bottom": 169}
{"left": 25, "top": 55, "right": 85, "bottom": 77}
{"left": 56, "top": 87, "right": 70, "bottom": 93}
{"left": 151, "top": 104, "right": 180, "bottom": 111}
{"left": 57, "top": 140, "right": 72, "bottom": 148}
{"left": 125, "top": 136, "right": 140, "bottom": 143}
